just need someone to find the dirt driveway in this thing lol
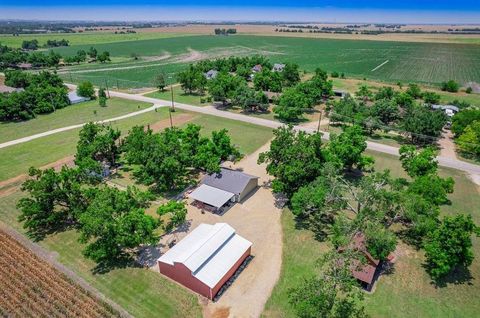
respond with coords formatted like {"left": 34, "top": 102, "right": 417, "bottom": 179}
{"left": 154, "top": 142, "right": 283, "bottom": 318}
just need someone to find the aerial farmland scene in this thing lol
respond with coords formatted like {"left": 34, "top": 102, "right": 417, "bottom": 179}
{"left": 1, "top": 1, "right": 480, "bottom": 317}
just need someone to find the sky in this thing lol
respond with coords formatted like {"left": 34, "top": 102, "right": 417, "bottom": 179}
{"left": 1, "top": 1, "right": 480, "bottom": 24}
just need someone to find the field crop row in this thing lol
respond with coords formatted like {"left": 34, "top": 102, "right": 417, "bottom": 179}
{"left": 55, "top": 35, "right": 480, "bottom": 87}
{"left": 0, "top": 229, "right": 119, "bottom": 318}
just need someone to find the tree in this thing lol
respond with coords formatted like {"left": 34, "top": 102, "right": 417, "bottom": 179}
{"left": 258, "top": 126, "right": 325, "bottom": 198}
{"left": 424, "top": 214, "right": 479, "bottom": 279}
{"left": 87, "top": 47, "right": 97, "bottom": 59}
{"left": 17, "top": 166, "right": 87, "bottom": 240}
{"left": 451, "top": 109, "right": 480, "bottom": 137}
{"left": 282, "top": 62, "right": 301, "bottom": 87}
{"left": 154, "top": 73, "right": 167, "bottom": 92}
{"left": 328, "top": 125, "right": 373, "bottom": 171}
{"left": 273, "top": 87, "right": 308, "bottom": 122}
{"left": 441, "top": 80, "right": 459, "bottom": 93}
{"left": 288, "top": 251, "right": 367, "bottom": 318}
{"left": 374, "top": 86, "right": 395, "bottom": 100}
{"left": 370, "top": 99, "right": 399, "bottom": 127}
{"left": 406, "top": 83, "right": 422, "bottom": 99}
{"left": 208, "top": 72, "right": 244, "bottom": 105}
{"left": 79, "top": 187, "right": 157, "bottom": 263}
{"left": 97, "top": 51, "right": 110, "bottom": 63}
{"left": 356, "top": 85, "right": 372, "bottom": 102}
{"left": 365, "top": 223, "right": 397, "bottom": 260}
{"left": 232, "top": 84, "right": 268, "bottom": 112}
{"left": 402, "top": 105, "right": 447, "bottom": 144}
{"left": 76, "top": 81, "right": 95, "bottom": 99}
{"left": 98, "top": 87, "right": 107, "bottom": 107}
{"left": 75, "top": 123, "right": 121, "bottom": 174}
{"left": 330, "top": 95, "right": 367, "bottom": 125}
{"left": 457, "top": 121, "right": 480, "bottom": 158}
{"left": 399, "top": 145, "right": 438, "bottom": 178}
{"left": 157, "top": 201, "right": 187, "bottom": 232}
{"left": 22, "top": 39, "right": 39, "bottom": 50}
{"left": 422, "top": 91, "right": 441, "bottom": 104}
{"left": 4, "top": 69, "right": 30, "bottom": 88}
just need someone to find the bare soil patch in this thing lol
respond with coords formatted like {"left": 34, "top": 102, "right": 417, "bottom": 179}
{"left": 148, "top": 113, "right": 197, "bottom": 132}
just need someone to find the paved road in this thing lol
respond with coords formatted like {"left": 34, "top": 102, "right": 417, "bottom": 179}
{"left": 3, "top": 84, "right": 480, "bottom": 177}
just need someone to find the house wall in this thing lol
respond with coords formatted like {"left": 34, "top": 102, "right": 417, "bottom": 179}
{"left": 211, "top": 246, "right": 251, "bottom": 298}
{"left": 158, "top": 246, "right": 252, "bottom": 300}
{"left": 158, "top": 262, "right": 211, "bottom": 299}
{"left": 239, "top": 178, "right": 258, "bottom": 202}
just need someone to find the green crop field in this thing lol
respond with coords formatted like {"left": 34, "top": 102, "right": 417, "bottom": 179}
{"left": 0, "top": 32, "right": 191, "bottom": 48}
{"left": 54, "top": 35, "right": 480, "bottom": 88}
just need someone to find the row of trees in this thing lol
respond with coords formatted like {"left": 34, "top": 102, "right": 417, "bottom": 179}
{"left": 21, "top": 39, "right": 70, "bottom": 50}
{"left": 273, "top": 68, "right": 333, "bottom": 122}
{"left": 330, "top": 84, "right": 448, "bottom": 144}
{"left": 258, "top": 125, "right": 478, "bottom": 316}
{"left": 0, "top": 70, "right": 69, "bottom": 121}
{"left": 18, "top": 121, "right": 240, "bottom": 266}
{"left": 0, "top": 43, "right": 110, "bottom": 69}
{"left": 122, "top": 124, "right": 241, "bottom": 192}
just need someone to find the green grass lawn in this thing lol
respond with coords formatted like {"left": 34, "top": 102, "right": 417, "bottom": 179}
{"left": 55, "top": 35, "right": 480, "bottom": 88}
{"left": 0, "top": 98, "right": 152, "bottom": 144}
{"left": 0, "top": 108, "right": 273, "bottom": 181}
{"left": 0, "top": 190, "right": 201, "bottom": 318}
{"left": 146, "top": 86, "right": 205, "bottom": 106}
{"left": 263, "top": 150, "right": 480, "bottom": 318}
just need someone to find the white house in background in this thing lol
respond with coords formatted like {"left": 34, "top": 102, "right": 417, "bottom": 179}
{"left": 158, "top": 223, "right": 252, "bottom": 300}
{"left": 431, "top": 104, "right": 460, "bottom": 117}
{"left": 272, "top": 63, "right": 285, "bottom": 72}
{"left": 68, "top": 91, "right": 90, "bottom": 104}
{"left": 204, "top": 69, "right": 218, "bottom": 80}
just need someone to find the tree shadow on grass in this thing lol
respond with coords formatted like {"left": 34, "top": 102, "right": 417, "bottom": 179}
{"left": 91, "top": 253, "right": 140, "bottom": 275}
{"left": 422, "top": 263, "right": 474, "bottom": 288}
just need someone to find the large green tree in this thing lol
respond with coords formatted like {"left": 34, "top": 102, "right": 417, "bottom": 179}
{"left": 328, "top": 125, "right": 373, "bottom": 171}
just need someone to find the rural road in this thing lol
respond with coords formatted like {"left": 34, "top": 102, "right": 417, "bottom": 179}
{"left": 3, "top": 84, "right": 480, "bottom": 177}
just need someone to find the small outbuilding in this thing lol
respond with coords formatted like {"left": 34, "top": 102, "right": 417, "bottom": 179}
{"left": 272, "top": 63, "right": 285, "bottom": 72}
{"left": 204, "top": 69, "right": 218, "bottom": 80}
{"left": 158, "top": 223, "right": 252, "bottom": 300}
{"left": 189, "top": 168, "right": 259, "bottom": 212}
{"left": 251, "top": 64, "right": 263, "bottom": 73}
{"left": 68, "top": 91, "right": 90, "bottom": 104}
{"left": 431, "top": 104, "right": 460, "bottom": 117}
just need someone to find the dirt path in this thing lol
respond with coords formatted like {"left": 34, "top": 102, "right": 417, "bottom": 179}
{"left": 155, "top": 142, "right": 283, "bottom": 318}
{"left": 0, "top": 221, "right": 133, "bottom": 318}
{"left": 438, "top": 130, "right": 458, "bottom": 160}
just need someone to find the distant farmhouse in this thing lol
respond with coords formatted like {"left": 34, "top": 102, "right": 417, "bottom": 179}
{"left": 204, "top": 69, "right": 218, "bottom": 80}
{"left": 158, "top": 223, "right": 252, "bottom": 300}
{"left": 272, "top": 63, "right": 285, "bottom": 72}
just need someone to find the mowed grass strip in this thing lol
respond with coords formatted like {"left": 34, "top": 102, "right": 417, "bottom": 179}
{"left": 0, "top": 98, "right": 152, "bottom": 144}
{"left": 146, "top": 86, "right": 205, "bottom": 106}
{"left": 0, "top": 108, "right": 273, "bottom": 181}
{"left": 263, "top": 150, "right": 480, "bottom": 318}
{"left": 56, "top": 35, "right": 480, "bottom": 86}
{"left": 0, "top": 190, "right": 201, "bottom": 318}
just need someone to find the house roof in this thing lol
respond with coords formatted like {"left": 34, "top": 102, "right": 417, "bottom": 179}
{"left": 68, "top": 91, "right": 90, "bottom": 104}
{"left": 0, "top": 85, "right": 22, "bottom": 93}
{"left": 272, "top": 63, "right": 285, "bottom": 71}
{"left": 189, "top": 184, "right": 234, "bottom": 208}
{"left": 202, "top": 168, "right": 258, "bottom": 195}
{"left": 431, "top": 104, "right": 460, "bottom": 113}
{"left": 158, "top": 223, "right": 252, "bottom": 288}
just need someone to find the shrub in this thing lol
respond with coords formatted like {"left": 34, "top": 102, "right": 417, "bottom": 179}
{"left": 77, "top": 81, "right": 95, "bottom": 99}
{"left": 441, "top": 80, "right": 459, "bottom": 93}
{"left": 466, "top": 87, "right": 473, "bottom": 94}
{"left": 331, "top": 71, "right": 339, "bottom": 78}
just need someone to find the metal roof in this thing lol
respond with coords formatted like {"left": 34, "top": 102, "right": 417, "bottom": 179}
{"left": 431, "top": 104, "right": 460, "bottom": 112}
{"left": 158, "top": 223, "right": 252, "bottom": 288}
{"left": 68, "top": 92, "right": 90, "bottom": 104}
{"left": 189, "top": 184, "right": 234, "bottom": 208}
{"left": 203, "top": 168, "right": 258, "bottom": 195}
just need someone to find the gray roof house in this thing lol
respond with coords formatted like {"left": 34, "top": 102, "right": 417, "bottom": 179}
{"left": 189, "top": 168, "right": 259, "bottom": 211}
{"left": 68, "top": 91, "right": 90, "bottom": 104}
{"left": 251, "top": 64, "right": 263, "bottom": 73}
{"left": 431, "top": 104, "right": 460, "bottom": 117}
{"left": 204, "top": 69, "right": 218, "bottom": 80}
{"left": 272, "top": 63, "right": 285, "bottom": 72}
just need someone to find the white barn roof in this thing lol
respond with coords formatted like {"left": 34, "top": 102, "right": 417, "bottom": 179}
{"left": 189, "top": 184, "right": 234, "bottom": 208}
{"left": 158, "top": 223, "right": 252, "bottom": 288}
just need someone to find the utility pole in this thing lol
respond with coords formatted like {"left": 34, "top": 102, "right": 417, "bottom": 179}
{"left": 169, "top": 107, "right": 173, "bottom": 128}
{"left": 317, "top": 110, "right": 323, "bottom": 133}
{"left": 170, "top": 83, "right": 175, "bottom": 112}
{"left": 104, "top": 79, "right": 110, "bottom": 98}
